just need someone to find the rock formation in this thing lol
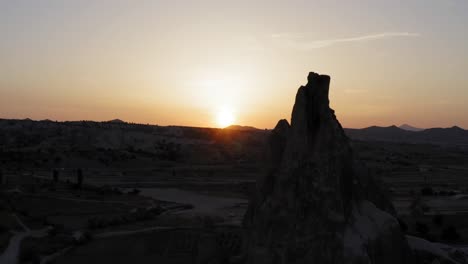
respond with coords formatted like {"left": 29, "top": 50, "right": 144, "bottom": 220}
{"left": 243, "top": 72, "right": 411, "bottom": 264}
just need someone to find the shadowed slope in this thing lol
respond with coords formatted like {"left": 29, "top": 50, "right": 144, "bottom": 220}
{"left": 243, "top": 72, "right": 411, "bottom": 264}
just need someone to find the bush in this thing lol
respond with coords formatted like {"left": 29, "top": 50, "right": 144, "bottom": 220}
{"left": 131, "top": 208, "right": 153, "bottom": 221}
{"left": 441, "top": 226, "right": 460, "bottom": 242}
{"left": 0, "top": 200, "right": 8, "bottom": 211}
{"left": 415, "top": 222, "right": 429, "bottom": 237}
{"left": 410, "top": 197, "right": 430, "bottom": 217}
{"left": 432, "top": 214, "right": 444, "bottom": 227}
{"left": 98, "top": 186, "right": 123, "bottom": 196}
{"left": 108, "top": 216, "right": 125, "bottom": 226}
{"left": 128, "top": 188, "right": 140, "bottom": 195}
{"left": 19, "top": 247, "right": 40, "bottom": 264}
{"left": 202, "top": 216, "right": 215, "bottom": 229}
{"left": 87, "top": 217, "right": 107, "bottom": 229}
{"left": 398, "top": 218, "right": 408, "bottom": 232}
{"left": 73, "top": 230, "right": 93, "bottom": 245}
{"left": 421, "top": 187, "right": 434, "bottom": 196}
{"left": 48, "top": 224, "right": 64, "bottom": 237}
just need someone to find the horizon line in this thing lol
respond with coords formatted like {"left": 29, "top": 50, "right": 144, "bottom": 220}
{"left": 1, "top": 116, "right": 466, "bottom": 130}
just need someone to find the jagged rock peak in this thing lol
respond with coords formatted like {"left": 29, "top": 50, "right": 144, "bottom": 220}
{"left": 274, "top": 119, "right": 290, "bottom": 131}
{"left": 306, "top": 72, "right": 331, "bottom": 102}
{"left": 290, "top": 72, "right": 332, "bottom": 129}
{"left": 265, "top": 119, "right": 290, "bottom": 171}
{"left": 284, "top": 71, "right": 352, "bottom": 194}
{"left": 243, "top": 72, "right": 411, "bottom": 264}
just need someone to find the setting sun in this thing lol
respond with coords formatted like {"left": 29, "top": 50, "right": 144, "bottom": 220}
{"left": 216, "top": 107, "right": 236, "bottom": 128}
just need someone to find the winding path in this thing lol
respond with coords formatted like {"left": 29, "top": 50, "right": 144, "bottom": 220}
{"left": 0, "top": 214, "right": 51, "bottom": 264}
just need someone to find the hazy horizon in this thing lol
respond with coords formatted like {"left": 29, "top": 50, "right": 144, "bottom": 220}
{"left": 2, "top": 116, "right": 467, "bottom": 131}
{"left": 1, "top": 0, "right": 468, "bottom": 128}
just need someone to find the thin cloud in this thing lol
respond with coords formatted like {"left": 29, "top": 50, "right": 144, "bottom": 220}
{"left": 272, "top": 32, "right": 420, "bottom": 50}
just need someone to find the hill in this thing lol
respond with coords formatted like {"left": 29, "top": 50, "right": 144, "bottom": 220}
{"left": 225, "top": 125, "right": 260, "bottom": 131}
{"left": 345, "top": 125, "right": 468, "bottom": 146}
{"left": 399, "top": 124, "right": 425, "bottom": 131}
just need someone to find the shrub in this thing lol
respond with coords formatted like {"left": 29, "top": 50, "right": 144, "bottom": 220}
{"left": 19, "top": 247, "right": 40, "bottom": 264}
{"left": 48, "top": 224, "right": 64, "bottom": 237}
{"left": 432, "top": 214, "right": 444, "bottom": 227}
{"left": 441, "top": 226, "right": 460, "bottom": 242}
{"left": 98, "top": 185, "right": 122, "bottom": 195}
{"left": 128, "top": 188, "right": 140, "bottom": 195}
{"left": 73, "top": 230, "right": 93, "bottom": 245}
{"left": 415, "top": 222, "right": 429, "bottom": 237}
{"left": 108, "top": 216, "right": 125, "bottom": 226}
{"left": 410, "top": 197, "right": 430, "bottom": 217}
{"left": 202, "top": 216, "right": 215, "bottom": 229}
{"left": 397, "top": 218, "right": 408, "bottom": 232}
{"left": 87, "top": 217, "right": 106, "bottom": 229}
{"left": 421, "top": 187, "right": 434, "bottom": 196}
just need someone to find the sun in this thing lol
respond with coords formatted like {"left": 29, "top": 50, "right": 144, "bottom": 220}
{"left": 216, "top": 107, "right": 236, "bottom": 128}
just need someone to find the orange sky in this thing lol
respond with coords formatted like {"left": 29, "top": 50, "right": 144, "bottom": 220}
{"left": 1, "top": 1, "right": 467, "bottom": 129}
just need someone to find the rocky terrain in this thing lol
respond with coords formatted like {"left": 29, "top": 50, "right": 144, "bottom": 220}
{"left": 243, "top": 72, "right": 411, "bottom": 263}
{"left": 2, "top": 76, "right": 468, "bottom": 263}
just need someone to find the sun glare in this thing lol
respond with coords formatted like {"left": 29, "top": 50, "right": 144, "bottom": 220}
{"left": 216, "top": 107, "right": 236, "bottom": 128}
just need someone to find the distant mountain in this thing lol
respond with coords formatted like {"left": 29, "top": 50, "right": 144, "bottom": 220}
{"left": 225, "top": 125, "right": 260, "bottom": 131}
{"left": 399, "top": 124, "right": 425, "bottom": 132}
{"left": 0, "top": 117, "right": 465, "bottom": 146}
{"left": 345, "top": 125, "right": 411, "bottom": 142}
{"left": 345, "top": 125, "right": 468, "bottom": 146}
{"left": 106, "top": 119, "right": 126, "bottom": 124}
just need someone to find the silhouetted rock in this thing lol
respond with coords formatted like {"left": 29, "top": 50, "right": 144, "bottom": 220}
{"left": 226, "top": 125, "right": 261, "bottom": 131}
{"left": 266, "top": 119, "right": 289, "bottom": 170}
{"left": 107, "top": 119, "right": 126, "bottom": 124}
{"left": 243, "top": 72, "right": 411, "bottom": 264}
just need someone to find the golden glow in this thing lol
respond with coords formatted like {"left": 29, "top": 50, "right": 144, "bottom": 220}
{"left": 1, "top": 2, "right": 468, "bottom": 129}
{"left": 216, "top": 107, "right": 236, "bottom": 128}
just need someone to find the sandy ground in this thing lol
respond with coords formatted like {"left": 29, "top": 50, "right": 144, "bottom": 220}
{"left": 139, "top": 188, "right": 246, "bottom": 213}
{"left": 137, "top": 188, "right": 248, "bottom": 225}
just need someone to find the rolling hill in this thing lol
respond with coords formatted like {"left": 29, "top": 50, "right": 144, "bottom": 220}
{"left": 345, "top": 125, "right": 468, "bottom": 146}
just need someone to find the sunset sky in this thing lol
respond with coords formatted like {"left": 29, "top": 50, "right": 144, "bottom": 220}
{"left": 1, "top": 0, "right": 467, "bottom": 129}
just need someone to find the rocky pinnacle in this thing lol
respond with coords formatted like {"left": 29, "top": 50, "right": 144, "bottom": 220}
{"left": 243, "top": 72, "right": 410, "bottom": 264}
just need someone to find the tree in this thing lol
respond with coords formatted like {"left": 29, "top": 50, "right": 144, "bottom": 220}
{"left": 415, "top": 222, "right": 429, "bottom": 238}
{"left": 77, "top": 168, "right": 83, "bottom": 189}
{"left": 421, "top": 187, "right": 434, "bottom": 196}
{"left": 432, "top": 214, "right": 444, "bottom": 227}
{"left": 441, "top": 226, "right": 460, "bottom": 242}
{"left": 53, "top": 169, "right": 59, "bottom": 183}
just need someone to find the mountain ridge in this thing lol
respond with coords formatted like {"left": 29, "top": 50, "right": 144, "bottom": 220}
{"left": 0, "top": 118, "right": 466, "bottom": 146}
{"left": 399, "top": 124, "right": 425, "bottom": 132}
{"left": 345, "top": 125, "right": 468, "bottom": 146}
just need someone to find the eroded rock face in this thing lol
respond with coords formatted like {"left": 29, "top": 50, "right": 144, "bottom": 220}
{"left": 243, "top": 72, "right": 411, "bottom": 264}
